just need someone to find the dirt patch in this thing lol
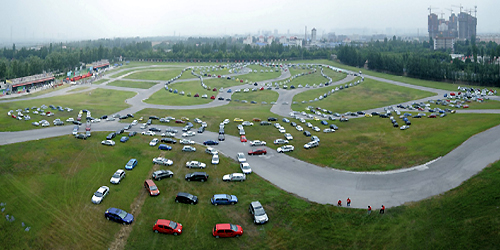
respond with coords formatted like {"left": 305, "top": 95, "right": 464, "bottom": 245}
{"left": 108, "top": 165, "right": 159, "bottom": 250}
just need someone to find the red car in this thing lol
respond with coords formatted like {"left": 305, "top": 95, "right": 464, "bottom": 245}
{"left": 240, "top": 136, "right": 247, "bottom": 142}
{"left": 213, "top": 88, "right": 217, "bottom": 91}
{"left": 194, "top": 93, "right": 199, "bottom": 97}
{"left": 463, "top": 105, "right": 469, "bottom": 108}
{"left": 240, "top": 80, "right": 243, "bottom": 83}
{"left": 248, "top": 149, "right": 267, "bottom": 155}
{"left": 260, "top": 87, "right": 264, "bottom": 90}
{"left": 175, "top": 120, "right": 185, "bottom": 124}
{"left": 428, "top": 114, "right": 437, "bottom": 118}
{"left": 86, "top": 126, "right": 91, "bottom": 131}
{"left": 210, "top": 95, "right": 216, "bottom": 100}
{"left": 217, "top": 75, "right": 221, "bottom": 78}
{"left": 153, "top": 219, "right": 183, "bottom": 235}
{"left": 212, "top": 223, "right": 243, "bottom": 238}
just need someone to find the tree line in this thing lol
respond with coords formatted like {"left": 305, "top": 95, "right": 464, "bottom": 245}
{"left": 336, "top": 36, "right": 500, "bottom": 87}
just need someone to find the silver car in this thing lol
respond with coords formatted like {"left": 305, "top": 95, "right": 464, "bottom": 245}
{"left": 110, "top": 169, "right": 126, "bottom": 184}
{"left": 91, "top": 186, "right": 110, "bottom": 204}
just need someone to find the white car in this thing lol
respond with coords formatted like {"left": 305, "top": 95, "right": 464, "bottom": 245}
{"left": 91, "top": 186, "right": 110, "bottom": 204}
{"left": 161, "top": 132, "right": 176, "bottom": 137}
{"left": 242, "top": 121, "right": 254, "bottom": 126}
{"left": 313, "top": 126, "right": 321, "bottom": 132}
{"left": 140, "top": 123, "right": 147, "bottom": 129}
{"left": 278, "top": 128, "right": 286, "bottom": 133}
{"left": 277, "top": 145, "right": 295, "bottom": 153}
{"left": 152, "top": 157, "right": 173, "bottom": 166}
{"left": 243, "top": 88, "right": 249, "bottom": 92}
{"left": 110, "top": 169, "right": 126, "bottom": 184}
{"left": 149, "top": 138, "right": 159, "bottom": 146}
{"left": 91, "top": 118, "right": 101, "bottom": 123}
{"left": 304, "top": 141, "right": 319, "bottom": 149}
{"left": 212, "top": 154, "right": 219, "bottom": 165}
{"left": 240, "top": 162, "right": 252, "bottom": 174}
{"left": 131, "top": 120, "right": 138, "bottom": 126}
{"left": 273, "top": 139, "right": 289, "bottom": 145}
{"left": 223, "top": 173, "right": 246, "bottom": 182}
{"left": 223, "top": 119, "right": 230, "bottom": 124}
{"left": 182, "top": 131, "right": 196, "bottom": 137}
{"left": 306, "top": 122, "right": 313, "bottom": 128}
{"left": 323, "top": 128, "right": 335, "bottom": 133}
{"left": 186, "top": 161, "right": 206, "bottom": 169}
{"left": 250, "top": 140, "right": 267, "bottom": 146}
{"left": 284, "top": 133, "right": 293, "bottom": 140}
{"left": 180, "top": 139, "right": 195, "bottom": 145}
{"left": 66, "top": 118, "right": 74, "bottom": 122}
{"left": 194, "top": 118, "right": 202, "bottom": 124}
{"left": 101, "top": 140, "right": 115, "bottom": 146}
{"left": 182, "top": 146, "right": 196, "bottom": 152}
{"left": 142, "top": 131, "right": 155, "bottom": 136}
{"left": 237, "top": 152, "right": 246, "bottom": 163}
{"left": 296, "top": 126, "right": 304, "bottom": 131}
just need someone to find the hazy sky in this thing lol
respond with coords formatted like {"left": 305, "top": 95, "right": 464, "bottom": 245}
{"left": 1, "top": 0, "right": 499, "bottom": 43}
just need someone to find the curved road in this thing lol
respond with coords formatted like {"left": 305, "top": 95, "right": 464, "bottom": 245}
{"left": 1, "top": 64, "right": 500, "bottom": 209}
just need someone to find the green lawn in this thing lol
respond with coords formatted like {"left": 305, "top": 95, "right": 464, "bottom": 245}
{"left": 286, "top": 70, "right": 330, "bottom": 87}
{"left": 123, "top": 69, "right": 186, "bottom": 81}
{"left": 4, "top": 84, "right": 72, "bottom": 100}
{"left": 231, "top": 90, "right": 279, "bottom": 104}
{"left": 292, "top": 78, "right": 436, "bottom": 113}
{"left": 0, "top": 88, "right": 135, "bottom": 132}
{"left": 425, "top": 98, "right": 500, "bottom": 110}
{"left": 107, "top": 80, "right": 158, "bottom": 89}
{"left": 132, "top": 107, "right": 500, "bottom": 171}
{"left": 1, "top": 132, "right": 499, "bottom": 249}
{"left": 92, "top": 79, "right": 108, "bottom": 85}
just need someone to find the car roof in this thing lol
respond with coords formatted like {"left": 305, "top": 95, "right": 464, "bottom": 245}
{"left": 116, "top": 169, "right": 125, "bottom": 173}
{"left": 214, "top": 194, "right": 230, "bottom": 198}
{"left": 232, "top": 173, "right": 244, "bottom": 177}
{"left": 97, "top": 186, "right": 108, "bottom": 192}
{"left": 215, "top": 223, "right": 232, "bottom": 230}
{"left": 250, "top": 201, "right": 263, "bottom": 208}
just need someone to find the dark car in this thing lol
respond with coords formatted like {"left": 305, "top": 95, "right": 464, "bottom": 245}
{"left": 147, "top": 119, "right": 152, "bottom": 125}
{"left": 161, "top": 138, "right": 177, "bottom": 144}
{"left": 303, "top": 131, "right": 312, "bottom": 137}
{"left": 149, "top": 116, "right": 159, "bottom": 120}
{"left": 104, "top": 207, "right": 134, "bottom": 225}
{"left": 152, "top": 170, "right": 174, "bottom": 180}
{"left": 248, "top": 149, "right": 267, "bottom": 155}
{"left": 120, "top": 136, "right": 129, "bottom": 143}
{"left": 267, "top": 117, "right": 277, "bottom": 121}
{"left": 185, "top": 172, "right": 209, "bottom": 182}
{"left": 203, "top": 140, "right": 219, "bottom": 146}
{"left": 128, "top": 131, "right": 137, "bottom": 137}
{"left": 73, "top": 120, "right": 82, "bottom": 125}
{"left": 175, "top": 192, "right": 198, "bottom": 205}
{"left": 127, "top": 113, "right": 134, "bottom": 118}
{"left": 218, "top": 134, "right": 225, "bottom": 141}
{"left": 290, "top": 122, "right": 297, "bottom": 127}
{"left": 75, "top": 133, "right": 87, "bottom": 140}
{"left": 101, "top": 115, "right": 108, "bottom": 119}
{"left": 260, "top": 121, "right": 271, "bottom": 126}
{"left": 119, "top": 115, "right": 128, "bottom": 120}
{"left": 330, "top": 124, "right": 339, "bottom": 130}
{"left": 106, "top": 132, "right": 117, "bottom": 140}
{"left": 149, "top": 127, "right": 161, "bottom": 132}
{"left": 198, "top": 127, "right": 205, "bottom": 133}
{"left": 116, "top": 129, "right": 125, "bottom": 135}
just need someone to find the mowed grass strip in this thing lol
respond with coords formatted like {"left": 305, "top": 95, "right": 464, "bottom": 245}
{"left": 1, "top": 131, "right": 499, "bottom": 249}
{"left": 0, "top": 88, "right": 135, "bottom": 132}
{"left": 124, "top": 69, "right": 185, "bottom": 81}
{"left": 231, "top": 90, "right": 279, "bottom": 103}
{"left": 107, "top": 80, "right": 158, "bottom": 89}
{"left": 131, "top": 107, "right": 500, "bottom": 171}
{"left": 292, "top": 78, "right": 435, "bottom": 113}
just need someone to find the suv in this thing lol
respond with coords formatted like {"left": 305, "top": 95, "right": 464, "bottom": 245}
{"left": 185, "top": 172, "right": 209, "bottom": 182}
{"left": 144, "top": 179, "right": 160, "bottom": 196}
{"left": 175, "top": 192, "right": 198, "bottom": 205}
{"left": 106, "top": 132, "right": 116, "bottom": 140}
{"left": 212, "top": 223, "right": 243, "bottom": 238}
{"left": 304, "top": 141, "right": 319, "bottom": 149}
{"left": 211, "top": 194, "right": 238, "bottom": 205}
{"left": 277, "top": 145, "right": 294, "bottom": 153}
{"left": 152, "top": 170, "right": 174, "bottom": 180}
{"left": 249, "top": 201, "right": 269, "bottom": 224}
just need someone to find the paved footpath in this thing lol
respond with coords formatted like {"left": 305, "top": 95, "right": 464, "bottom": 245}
{"left": 1, "top": 64, "right": 500, "bottom": 209}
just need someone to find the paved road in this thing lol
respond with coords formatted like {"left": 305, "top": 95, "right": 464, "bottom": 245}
{"left": 2, "top": 63, "right": 500, "bottom": 209}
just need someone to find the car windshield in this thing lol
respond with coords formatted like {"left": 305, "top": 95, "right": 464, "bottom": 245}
{"left": 230, "top": 224, "right": 238, "bottom": 231}
{"left": 94, "top": 191, "right": 103, "bottom": 197}
{"left": 242, "top": 164, "right": 250, "bottom": 169}
{"left": 255, "top": 207, "right": 266, "bottom": 216}
{"left": 118, "top": 210, "right": 127, "bottom": 219}
{"left": 225, "top": 194, "right": 231, "bottom": 199}
{"left": 127, "top": 160, "right": 134, "bottom": 166}
{"left": 112, "top": 173, "right": 121, "bottom": 178}
{"left": 150, "top": 185, "right": 158, "bottom": 191}
{"left": 169, "top": 221, "right": 178, "bottom": 229}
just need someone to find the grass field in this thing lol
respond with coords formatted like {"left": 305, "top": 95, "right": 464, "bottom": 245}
{"left": 107, "top": 80, "right": 158, "bottom": 89}
{"left": 1, "top": 132, "right": 499, "bottom": 249}
{"left": 0, "top": 89, "right": 135, "bottom": 132}
{"left": 123, "top": 69, "right": 186, "bottom": 81}
{"left": 292, "top": 78, "right": 436, "bottom": 113}
{"left": 131, "top": 106, "right": 500, "bottom": 171}
{"left": 300, "top": 59, "right": 500, "bottom": 93}
{"left": 240, "top": 65, "right": 282, "bottom": 82}
{"left": 231, "top": 90, "right": 279, "bottom": 104}
{"left": 92, "top": 79, "right": 108, "bottom": 85}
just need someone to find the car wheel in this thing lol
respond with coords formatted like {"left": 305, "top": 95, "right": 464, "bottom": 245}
{"left": 214, "top": 203, "right": 217, "bottom": 206}
{"left": 187, "top": 179, "right": 190, "bottom": 182}
{"left": 175, "top": 199, "right": 179, "bottom": 203}
{"left": 106, "top": 217, "right": 110, "bottom": 220}
{"left": 231, "top": 202, "right": 235, "bottom": 205}
{"left": 123, "top": 222, "right": 127, "bottom": 225}
{"left": 154, "top": 230, "right": 159, "bottom": 233}
{"left": 158, "top": 178, "right": 161, "bottom": 181}
{"left": 169, "top": 174, "right": 173, "bottom": 178}
{"left": 215, "top": 235, "right": 219, "bottom": 238}
{"left": 236, "top": 235, "right": 240, "bottom": 237}
{"left": 201, "top": 179, "right": 205, "bottom": 182}
{"left": 191, "top": 202, "right": 194, "bottom": 205}
{"left": 174, "top": 232, "right": 178, "bottom": 236}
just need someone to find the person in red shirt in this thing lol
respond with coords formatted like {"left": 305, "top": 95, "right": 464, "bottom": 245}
{"left": 346, "top": 198, "right": 351, "bottom": 207}
{"left": 380, "top": 205, "right": 385, "bottom": 214}
{"left": 337, "top": 200, "right": 342, "bottom": 206}
{"left": 367, "top": 206, "right": 372, "bottom": 214}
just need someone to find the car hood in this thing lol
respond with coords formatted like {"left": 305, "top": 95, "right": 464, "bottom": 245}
{"left": 91, "top": 196, "right": 102, "bottom": 203}
{"left": 222, "top": 175, "right": 231, "bottom": 181}
{"left": 231, "top": 195, "right": 238, "bottom": 202}
{"left": 123, "top": 213, "right": 134, "bottom": 224}
{"left": 254, "top": 214, "right": 269, "bottom": 223}
{"left": 110, "top": 177, "right": 120, "bottom": 183}
{"left": 242, "top": 168, "right": 252, "bottom": 174}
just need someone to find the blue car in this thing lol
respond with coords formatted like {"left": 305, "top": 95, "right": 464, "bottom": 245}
{"left": 227, "top": 89, "right": 232, "bottom": 93}
{"left": 120, "top": 136, "right": 129, "bottom": 143}
{"left": 125, "top": 159, "right": 138, "bottom": 170}
{"left": 158, "top": 144, "right": 172, "bottom": 150}
{"left": 211, "top": 194, "right": 238, "bottom": 206}
{"left": 320, "top": 120, "right": 328, "bottom": 126}
{"left": 104, "top": 207, "right": 134, "bottom": 225}
{"left": 203, "top": 140, "right": 219, "bottom": 146}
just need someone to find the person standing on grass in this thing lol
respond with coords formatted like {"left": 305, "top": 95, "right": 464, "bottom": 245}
{"left": 380, "top": 205, "right": 385, "bottom": 214}
{"left": 347, "top": 198, "right": 351, "bottom": 207}
{"left": 367, "top": 206, "right": 372, "bottom": 214}
{"left": 337, "top": 200, "right": 342, "bottom": 206}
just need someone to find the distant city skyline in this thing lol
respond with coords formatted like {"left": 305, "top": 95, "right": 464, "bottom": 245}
{"left": 1, "top": 0, "right": 499, "bottom": 46}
